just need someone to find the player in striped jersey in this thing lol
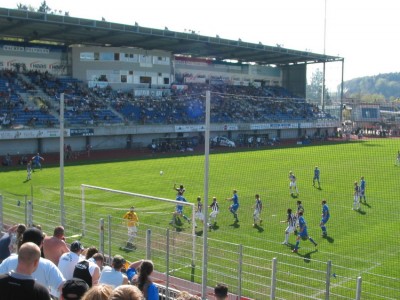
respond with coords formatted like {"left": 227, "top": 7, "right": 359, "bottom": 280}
{"left": 289, "top": 171, "right": 299, "bottom": 195}
{"left": 353, "top": 181, "right": 360, "bottom": 210}
{"left": 292, "top": 211, "right": 317, "bottom": 253}
{"left": 208, "top": 197, "right": 219, "bottom": 230}
{"left": 253, "top": 194, "right": 263, "bottom": 227}
{"left": 194, "top": 196, "right": 204, "bottom": 228}
{"left": 173, "top": 183, "right": 186, "bottom": 196}
{"left": 280, "top": 208, "right": 297, "bottom": 245}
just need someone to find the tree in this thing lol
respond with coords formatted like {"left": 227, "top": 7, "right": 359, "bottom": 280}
{"left": 37, "top": 1, "right": 51, "bottom": 13}
{"left": 306, "top": 69, "right": 331, "bottom": 105}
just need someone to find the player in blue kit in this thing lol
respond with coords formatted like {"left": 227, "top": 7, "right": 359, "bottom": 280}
{"left": 313, "top": 166, "right": 320, "bottom": 188}
{"left": 31, "top": 153, "right": 44, "bottom": 171}
{"left": 359, "top": 176, "right": 366, "bottom": 203}
{"left": 292, "top": 211, "right": 317, "bottom": 253}
{"left": 170, "top": 192, "right": 191, "bottom": 226}
{"left": 320, "top": 200, "right": 330, "bottom": 237}
{"left": 226, "top": 190, "right": 239, "bottom": 222}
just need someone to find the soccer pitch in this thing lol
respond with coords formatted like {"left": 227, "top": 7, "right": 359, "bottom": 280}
{"left": 1, "top": 138, "right": 399, "bottom": 298}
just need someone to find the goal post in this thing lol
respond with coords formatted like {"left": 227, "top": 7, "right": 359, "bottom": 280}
{"left": 80, "top": 184, "right": 197, "bottom": 265}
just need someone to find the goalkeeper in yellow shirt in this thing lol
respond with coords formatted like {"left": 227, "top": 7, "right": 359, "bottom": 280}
{"left": 123, "top": 206, "right": 139, "bottom": 249}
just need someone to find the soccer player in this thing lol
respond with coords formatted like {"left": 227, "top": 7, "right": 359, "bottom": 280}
{"left": 296, "top": 200, "right": 304, "bottom": 215}
{"left": 353, "top": 181, "right": 360, "bottom": 210}
{"left": 170, "top": 192, "right": 191, "bottom": 225}
{"left": 280, "top": 208, "right": 297, "bottom": 245}
{"left": 31, "top": 153, "right": 44, "bottom": 171}
{"left": 208, "top": 197, "right": 219, "bottom": 229}
{"left": 173, "top": 183, "right": 185, "bottom": 195}
{"left": 194, "top": 196, "right": 204, "bottom": 228}
{"left": 320, "top": 200, "right": 330, "bottom": 237}
{"left": 122, "top": 206, "right": 139, "bottom": 249}
{"left": 289, "top": 171, "right": 299, "bottom": 195}
{"left": 292, "top": 211, "right": 317, "bottom": 253}
{"left": 359, "top": 176, "right": 366, "bottom": 203}
{"left": 253, "top": 194, "right": 263, "bottom": 227}
{"left": 396, "top": 150, "right": 400, "bottom": 166}
{"left": 26, "top": 160, "right": 32, "bottom": 180}
{"left": 226, "top": 189, "right": 239, "bottom": 222}
{"left": 313, "top": 166, "right": 320, "bottom": 188}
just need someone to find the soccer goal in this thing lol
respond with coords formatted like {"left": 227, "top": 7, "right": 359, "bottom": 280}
{"left": 80, "top": 184, "right": 197, "bottom": 263}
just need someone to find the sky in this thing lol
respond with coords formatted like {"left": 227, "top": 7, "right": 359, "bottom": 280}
{"left": 2, "top": 0, "right": 400, "bottom": 89}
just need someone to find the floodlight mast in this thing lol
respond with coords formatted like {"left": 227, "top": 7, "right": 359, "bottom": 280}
{"left": 60, "top": 93, "right": 66, "bottom": 227}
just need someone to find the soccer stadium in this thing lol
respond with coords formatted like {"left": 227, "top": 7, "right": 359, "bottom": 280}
{"left": 0, "top": 7, "right": 399, "bottom": 300}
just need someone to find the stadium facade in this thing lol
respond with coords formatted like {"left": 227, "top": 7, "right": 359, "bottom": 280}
{"left": 0, "top": 7, "right": 342, "bottom": 156}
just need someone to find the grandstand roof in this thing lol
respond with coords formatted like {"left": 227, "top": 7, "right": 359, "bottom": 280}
{"left": 0, "top": 7, "right": 342, "bottom": 66}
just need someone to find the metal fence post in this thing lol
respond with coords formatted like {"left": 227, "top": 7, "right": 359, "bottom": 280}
{"left": 238, "top": 244, "right": 243, "bottom": 299}
{"left": 166, "top": 229, "right": 170, "bottom": 298}
{"left": 0, "top": 194, "right": 3, "bottom": 231}
{"left": 99, "top": 218, "right": 104, "bottom": 254}
{"left": 356, "top": 276, "right": 362, "bottom": 300}
{"left": 271, "top": 257, "right": 277, "bottom": 299}
{"left": 325, "top": 260, "right": 331, "bottom": 300}
{"left": 108, "top": 215, "right": 112, "bottom": 265}
{"left": 27, "top": 200, "right": 33, "bottom": 227}
{"left": 146, "top": 229, "right": 151, "bottom": 260}
{"left": 24, "top": 195, "right": 28, "bottom": 226}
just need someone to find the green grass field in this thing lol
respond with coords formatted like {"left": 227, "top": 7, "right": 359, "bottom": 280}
{"left": 1, "top": 138, "right": 399, "bottom": 299}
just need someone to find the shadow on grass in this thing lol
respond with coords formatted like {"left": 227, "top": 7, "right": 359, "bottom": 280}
{"left": 322, "top": 235, "right": 334, "bottom": 243}
{"left": 361, "top": 201, "right": 371, "bottom": 208}
{"left": 293, "top": 249, "right": 319, "bottom": 263}
{"left": 355, "top": 209, "right": 367, "bottom": 215}
{"left": 229, "top": 220, "right": 240, "bottom": 228}
{"left": 253, "top": 224, "right": 264, "bottom": 233}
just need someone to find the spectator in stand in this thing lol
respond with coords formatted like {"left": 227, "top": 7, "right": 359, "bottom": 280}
{"left": 0, "top": 227, "right": 66, "bottom": 299}
{"left": 0, "top": 223, "right": 26, "bottom": 262}
{"left": 60, "top": 278, "right": 89, "bottom": 300}
{"left": 0, "top": 242, "right": 51, "bottom": 300}
{"left": 81, "top": 284, "right": 113, "bottom": 300}
{"left": 73, "top": 247, "right": 103, "bottom": 287}
{"left": 42, "top": 225, "right": 69, "bottom": 265}
{"left": 109, "top": 285, "right": 143, "bottom": 300}
{"left": 176, "top": 290, "right": 202, "bottom": 300}
{"left": 129, "top": 259, "right": 158, "bottom": 300}
{"left": 214, "top": 283, "right": 228, "bottom": 300}
{"left": 98, "top": 255, "right": 129, "bottom": 288}
{"left": 58, "top": 241, "right": 85, "bottom": 280}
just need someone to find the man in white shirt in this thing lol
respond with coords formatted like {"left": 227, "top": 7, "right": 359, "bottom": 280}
{"left": 57, "top": 241, "right": 84, "bottom": 280}
{"left": 99, "top": 255, "right": 129, "bottom": 288}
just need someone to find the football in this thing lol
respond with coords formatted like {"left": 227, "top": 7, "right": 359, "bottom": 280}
{"left": 160, "top": 170, "right": 164, "bottom": 175}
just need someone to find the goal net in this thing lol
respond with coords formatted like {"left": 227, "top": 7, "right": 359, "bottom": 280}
{"left": 80, "top": 184, "right": 197, "bottom": 264}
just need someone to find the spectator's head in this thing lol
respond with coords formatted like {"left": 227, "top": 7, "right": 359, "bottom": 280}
{"left": 54, "top": 226, "right": 65, "bottom": 239}
{"left": 61, "top": 278, "right": 89, "bottom": 300}
{"left": 130, "top": 206, "right": 135, "bottom": 212}
{"left": 16, "top": 224, "right": 27, "bottom": 235}
{"left": 21, "top": 227, "right": 44, "bottom": 247}
{"left": 81, "top": 284, "right": 113, "bottom": 300}
{"left": 214, "top": 283, "right": 228, "bottom": 299}
{"left": 138, "top": 260, "right": 154, "bottom": 277}
{"left": 92, "top": 253, "right": 105, "bottom": 269}
{"left": 85, "top": 246, "right": 98, "bottom": 259}
{"left": 112, "top": 255, "right": 125, "bottom": 271}
{"left": 70, "top": 241, "right": 84, "bottom": 254}
{"left": 109, "top": 285, "right": 143, "bottom": 300}
{"left": 17, "top": 242, "right": 41, "bottom": 275}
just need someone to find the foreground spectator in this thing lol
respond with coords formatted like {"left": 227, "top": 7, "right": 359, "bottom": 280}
{"left": 214, "top": 283, "right": 228, "bottom": 300}
{"left": 81, "top": 284, "right": 113, "bottom": 300}
{"left": 73, "top": 247, "right": 103, "bottom": 287}
{"left": 58, "top": 241, "right": 85, "bottom": 280}
{"left": 42, "top": 225, "right": 69, "bottom": 265}
{"left": 176, "top": 290, "right": 202, "bottom": 300}
{"left": 0, "top": 228, "right": 65, "bottom": 298}
{"left": 0, "top": 223, "right": 26, "bottom": 262}
{"left": 0, "top": 242, "right": 51, "bottom": 300}
{"left": 98, "top": 255, "right": 129, "bottom": 288}
{"left": 61, "top": 278, "right": 89, "bottom": 300}
{"left": 109, "top": 285, "right": 143, "bottom": 300}
{"left": 134, "top": 260, "right": 158, "bottom": 300}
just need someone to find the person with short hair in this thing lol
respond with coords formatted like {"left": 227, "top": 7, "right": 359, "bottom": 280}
{"left": 320, "top": 200, "right": 330, "bottom": 237}
{"left": 313, "top": 166, "right": 320, "bottom": 188}
{"left": 42, "top": 225, "right": 69, "bottom": 266}
{"left": 292, "top": 211, "right": 317, "bottom": 253}
{"left": 226, "top": 189, "right": 239, "bottom": 222}
{"left": 0, "top": 223, "right": 26, "bottom": 262}
{"left": 359, "top": 176, "right": 366, "bottom": 203}
{"left": 98, "top": 255, "right": 129, "bottom": 288}
{"left": 0, "top": 242, "right": 51, "bottom": 300}
{"left": 194, "top": 196, "right": 204, "bottom": 228}
{"left": 170, "top": 192, "right": 191, "bottom": 226}
{"left": 281, "top": 208, "right": 297, "bottom": 245}
{"left": 289, "top": 171, "right": 299, "bottom": 195}
{"left": 214, "top": 283, "right": 228, "bottom": 300}
{"left": 0, "top": 227, "right": 65, "bottom": 299}
{"left": 81, "top": 284, "right": 113, "bottom": 300}
{"left": 31, "top": 153, "right": 44, "bottom": 171}
{"left": 58, "top": 241, "right": 85, "bottom": 280}
{"left": 122, "top": 207, "right": 139, "bottom": 249}
{"left": 353, "top": 181, "right": 361, "bottom": 210}
{"left": 109, "top": 285, "right": 143, "bottom": 300}
{"left": 252, "top": 194, "right": 263, "bottom": 227}
{"left": 61, "top": 278, "right": 89, "bottom": 300}
{"left": 208, "top": 197, "right": 219, "bottom": 230}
